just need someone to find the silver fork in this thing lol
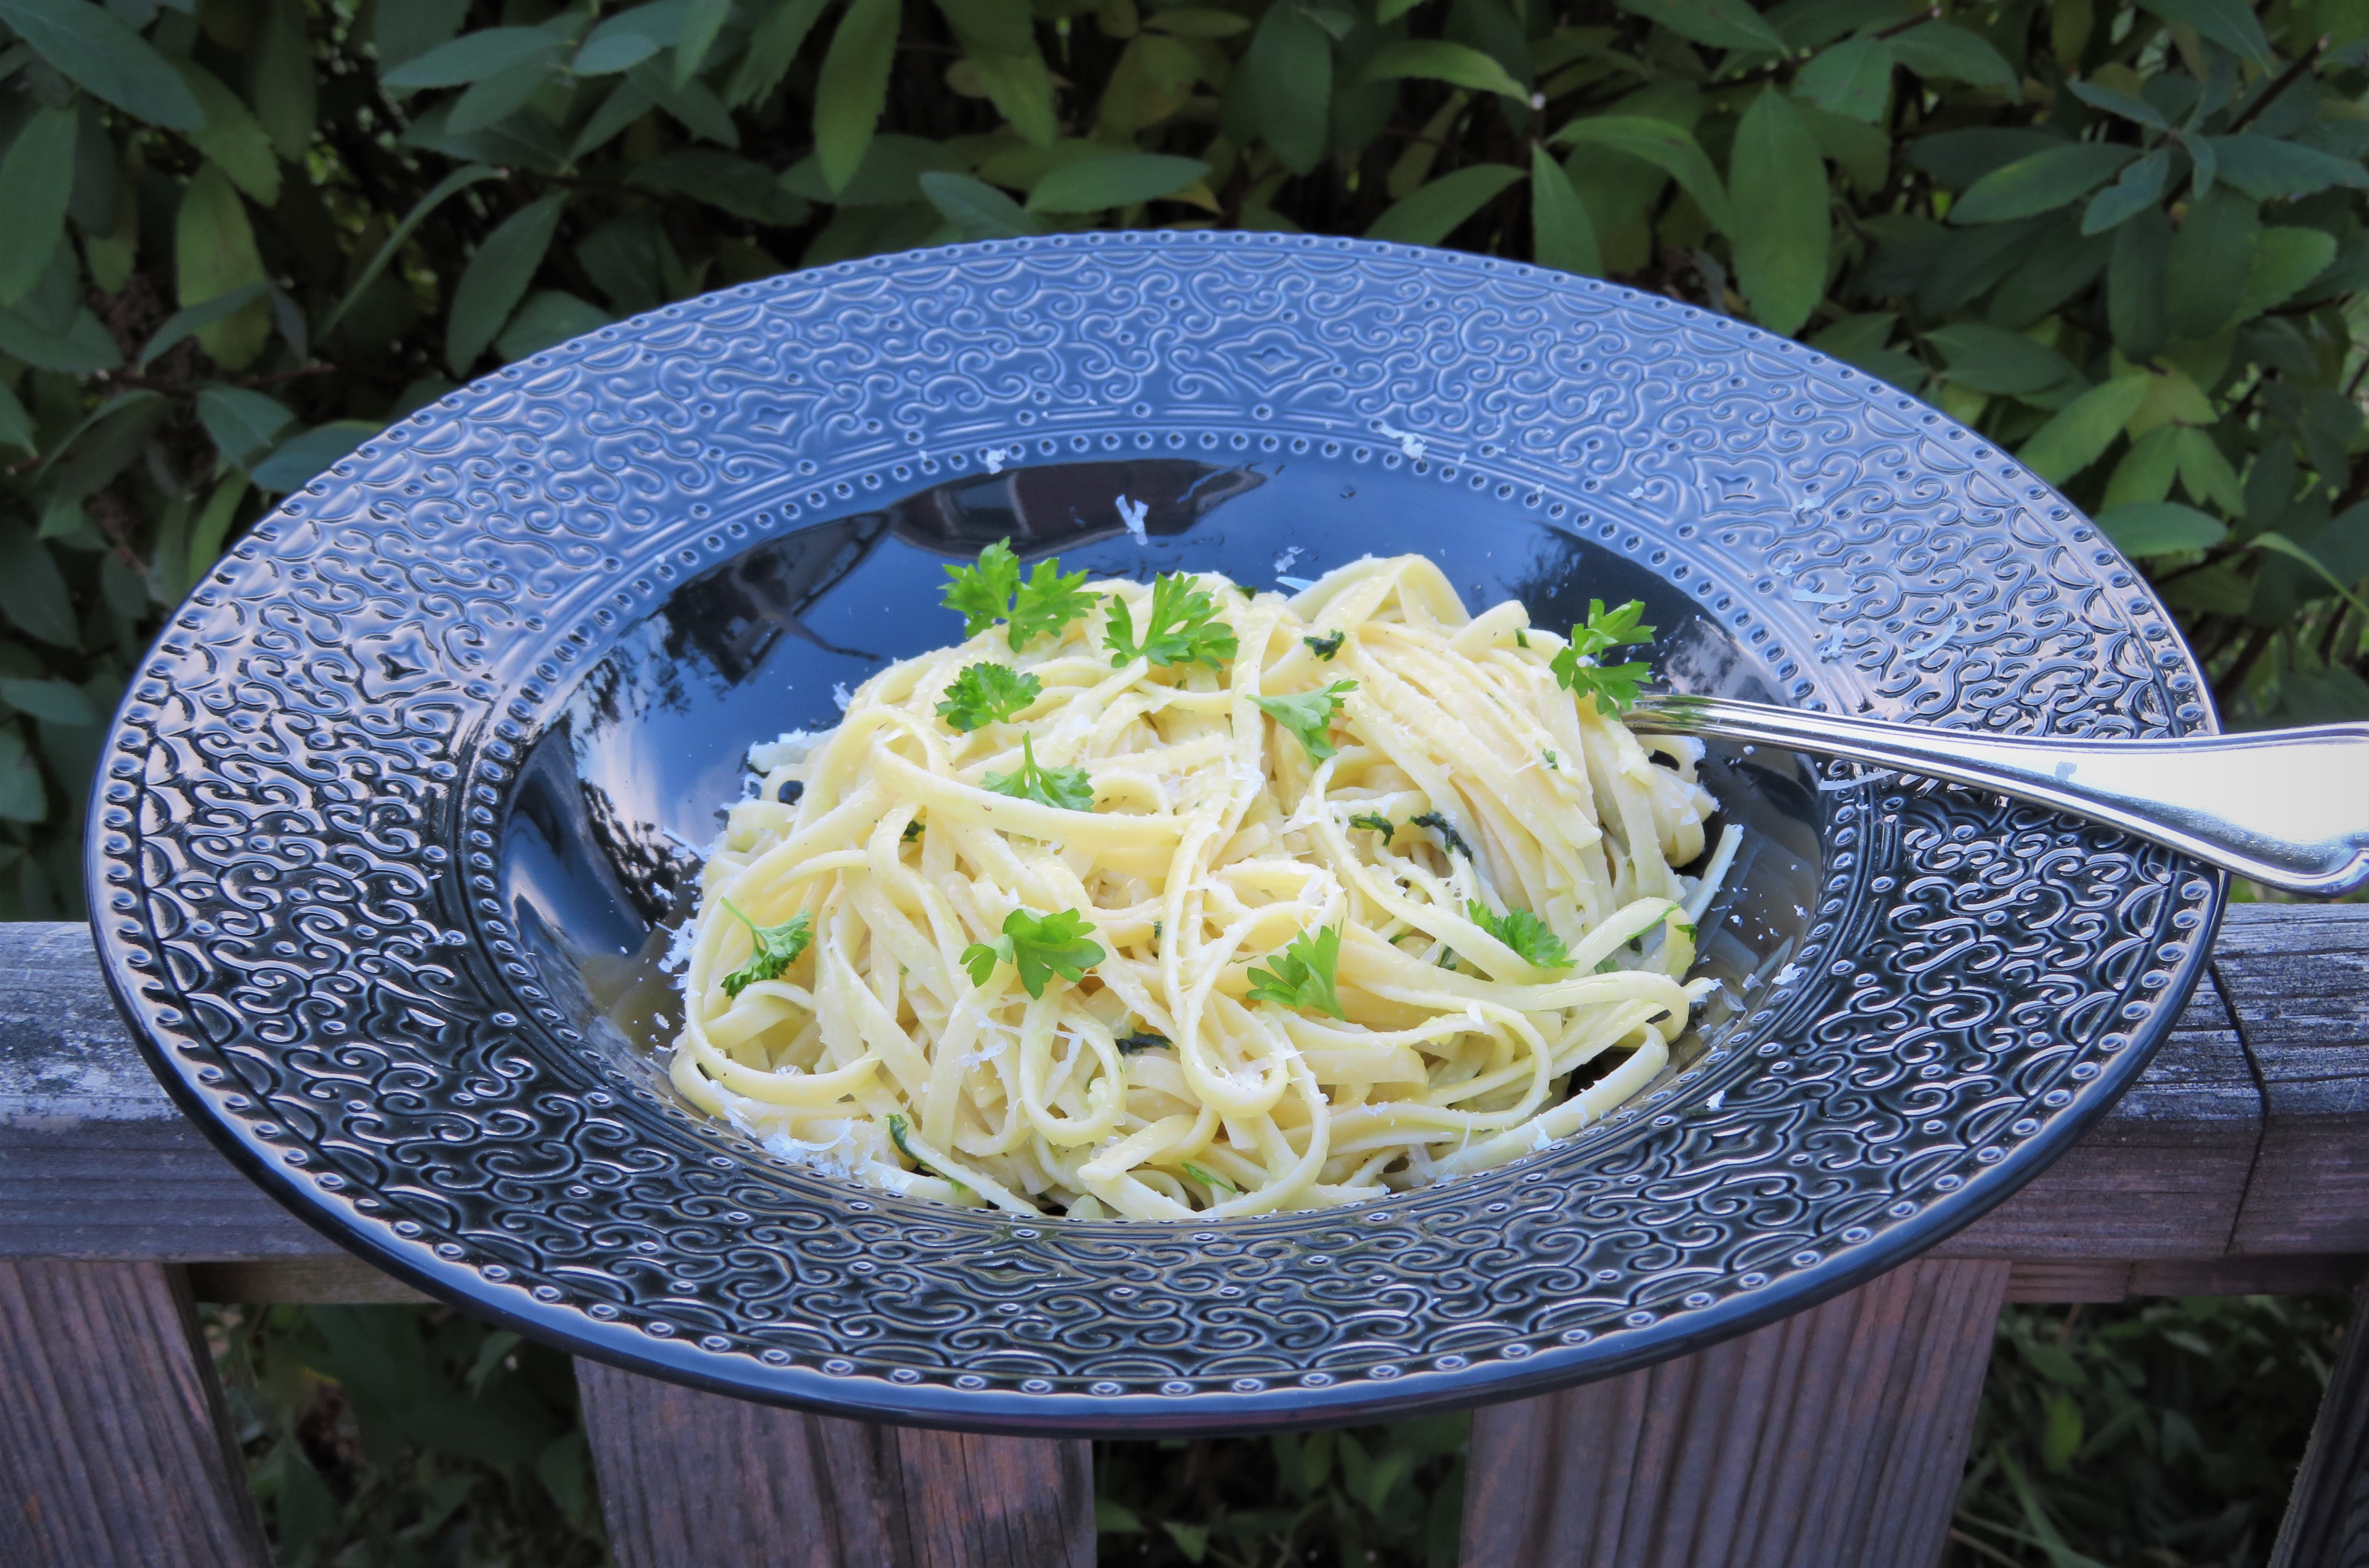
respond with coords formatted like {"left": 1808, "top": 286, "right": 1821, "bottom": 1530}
{"left": 1625, "top": 694, "right": 2369, "bottom": 898}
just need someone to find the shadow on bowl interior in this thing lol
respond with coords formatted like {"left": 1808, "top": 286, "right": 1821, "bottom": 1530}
{"left": 500, "top": 456, "right": 1826, "bottom": 1193}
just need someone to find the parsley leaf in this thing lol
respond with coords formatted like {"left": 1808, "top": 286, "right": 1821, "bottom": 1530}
{"left": 902, "top": 818, "right": 923, "bottom": 843}
{"left": 959, "top": 906, "right": 1107, "bottom": 998}
{"left": 1303, "top": 630, "right": 1344, "bottom": 660}
{"left": 718, "top": 899, "right": 813, "bottom": 998}
{"left": 942, "top": 539, "right": 1021, "bottom": 638}
{"left": 981, "top": 733, "right": 1095, "bottom": 811}
{"left": 1551, "top": 598, "right": 1657, "bottom": 715}
{"left": 1245, "top": 923, "right": 1345, "bottom": 1019}
{"left": 1181, "top": 1160, "right": 1237, "bottom": 1196}
{"left": 939, "top": 538, "right": 1092, "bottom": 650}
{"left": 936, "top": 662, "right": 1041, "bottom": 732}
{"left": 1115, "top": 1030, "right": 1170, "bottom": 1053}
{"left": 1348, "top": 810, "right": 1393, "bottom": 835}
{"left": 886, "top": 1113, "right": 970, "bottom": 1193}
{"left": 1104, "top": 572, "right": 1239, "bottom": 671}
{"left": 1250, "top": 679, "right": 1357, "bottom": 764}
{"left": 1465, "top": 900, "right": 1574, "bottom": 969}
{"left": 1008, "top": 559, "right": 1094, "bottom": 649}
{"left": 1410, "top": 811, "right": 1473, "bottom": 858}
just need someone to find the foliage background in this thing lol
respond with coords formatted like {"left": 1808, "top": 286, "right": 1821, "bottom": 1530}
{"left": 5, "top": 0, "right": 2362, "bottom": 1559}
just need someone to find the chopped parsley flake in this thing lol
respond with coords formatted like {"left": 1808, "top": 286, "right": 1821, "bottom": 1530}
{"left": 1349, "top": 810, "right": 1393, "bottom": 835}
{"left": 1115, "top": 1030, "right": 1171, "bottom": 1053}
{"left": 936, "top": 662, "right": 1041, "bottom": 731}
{"left": 1466, "top": 900, "right": 1575, "bottom": 969}
{"left": 902, "top": 818, "right": 923, "bottom": 843}
{"left": 1246, "top": 923, "right": 1345, "bottom": 1019}
{"left": 1303, "top": 630, "right": 1345, "bottom": 660}
{"left": 982, "top": 733, "right": 1095, "bottom": 812}
{"left": 1250, "top": 679, "right": 1357, "bottom": 764}
{"left": 1104, "top": 571, "right": 1238, "bottom": 671}
{"left": 886, "top": 1113, "right": 969, "bottom": 1193}
{"left": 1411, "top": 811, "right": 1473, "bottom": 858}
{"left": 718, "top": 900, "right": 813, "bottom": 998}
{"left": 1542, "top": 749, "right": 1558, "bottom": 770}
{"left": 959, "top": 906, "right": 1106, "bottom": 998}
{"left": 1181, "top": 1160, "right": 1237, "bottom": 1195}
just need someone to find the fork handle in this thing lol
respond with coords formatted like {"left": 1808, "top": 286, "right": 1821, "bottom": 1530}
{"left": 1626, "top": 694, "right": 2369, "bottom": 898}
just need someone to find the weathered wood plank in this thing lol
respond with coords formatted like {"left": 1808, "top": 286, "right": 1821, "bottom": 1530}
{"left": 2221, "top": 906, "right": 2369, "bottom": 1254}
{"left": 1460, "top": 1258, "right": 2010, "bottom": 1568}
{"left": 187, "top": 1257, "right": 434, "bottom": 1305}
{"left": 0, "top": 1260, "right": 267, "bottom": 1567}
{"left": 2269, "top": 1276, "right": 2369, "bottom": 1568}
{"left": 575, "top": 1359, "right": 1094, "bottom": 1568}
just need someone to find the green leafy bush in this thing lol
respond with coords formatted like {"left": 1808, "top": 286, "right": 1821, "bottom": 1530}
{"left": 0, "top": 0, "right": 2362, "bottom": 918}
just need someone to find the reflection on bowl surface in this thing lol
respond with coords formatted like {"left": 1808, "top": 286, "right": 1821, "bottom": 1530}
{"left": 502, "top": 456, "right": 1823, "bottom": 1114}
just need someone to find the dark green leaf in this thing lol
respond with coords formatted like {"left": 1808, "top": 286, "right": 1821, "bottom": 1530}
{"left": 1615, "top": 0, "right": 1787, "bottom": 52}
{"left": 446, "top": 192, "right": 567, "bottom": 376}
{"left": 1728, "top": 88, "right": 1828, "bottom": 336}
{"left": 2136, "top": 0, "right": 2273, "bottom": 67}
{"left": 2064, "top": 78, "right": 2168, "bottom": 131}
{"left": 0, "top": 724, "right": 44, "bottom": 822}
{"left": 919, "top": 170, "right": 1045, "bottom": 238}
{"left": 0, "top": 676, "right": 91, "bottom": 725}
{"left": 140, "top": 281, "right": 268, "bottom": 370}
{"left": 1529, "top": 142, "right": 1599, "bottom": 276}
{"left": 0, "top": 0, "right": 204, "bottom": 129}
{"left": 2163, "top": 184, "right": 2256, "bottom": 340}
{"left": 170, "top": 62, "right": 280, "bottom": 206}
{"left": 1888, "top": 22, "right": 2018, "bottom": 91}
{"left": 0, "top": 521, "right": 76, "bottom": 647}
{"left": 1952, "top": 144, "right": 2138, "bottom": 224}
{"left": 727, "top": 0, "right": 833, "bottom": 106}
{"left": 2016, "top": 377, "right": 2149, "bottom": 483}
{"left": 2107, "top": 207, "right": 2170, "bottom": 359}
{"left": 2081, "top": 148, "right": 2169, "bottom": 235}
{"left": 815, "top": 0, "right": 902, "bottom": 196}
{"left": 1794, "top": 35, "right": 1894, "bottom": 123}
{"left": 253, "top": 0, "right": 314, "bottom": 162}
{"left": 495, "top": 290, "right": 613, "bottom": 362}
{"left": 2097, "top": 501, "right": 2227, "bottom": 555}
{"left": 1554, "top": 115, "right": 1733, "bottom": 231}
{"left": 447, "top": 56, "right": 553, "bottom": 136}
{"left": 781, "top": 134, "right": 965, "bottom": 206}
{"left": 2240, "top": 226, "right": 2338, "bottom": 316}
{"left": 1026, "top": 151, "right": 1210, "bottom": 212}
{"left": 381, "top": 27, "right": 558, "bottom": 90}
{"left": 174, "top": 164, "right": 270, "bottom": 371}
{"left": 1925, "top": 322, "right": 2077, "bottom": 395}
{"left": 1248, "top": 1, "right": 1331, "bottom": 176}
{"left": 2204, "top": 134, "right": 2369, "bottom": 201}
{"left": 675, "top": 0, "right": 733, "bottom": 84}
{"left": 375, "top": 0, "right": 469, "bottom": 70}
{"left": 939, "top": 0, "right": 1035, "bottom": 54}
{"left": 1358, "top": 39, "right": 1527, "bottom": 100}
{"left": 632, "top": 58, "right": 742, "bottom": 143}
{"left": 1366, "top": 163, "right": 1525, "bottom": 246}
{"left": 0, "top": 306, "right": 120, "bottom": 374}
{"left": 321, "top": 164, "right": 503, "bottom": 337}
{"left": 196, "top": 384, "right": 296, "bottom": 469}
{"left": 0, "top": 381, "right": 31, "bottom": 456}
{"left": 0, "top": 107, "right": 76, "bottom": 307}
{"left": 629, "top": 150, "right": 811, "bottom": 224}
{"left": 249, "top": 421, "right": 379, "bottom": 493}
{"left": 1907, "top": 127, "right": 2066, "bottom": 189}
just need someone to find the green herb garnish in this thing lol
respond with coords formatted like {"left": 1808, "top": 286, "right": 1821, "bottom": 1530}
{"left": 1181, "top": 1160, "right": 1237, "bottom": 1195}
{"left": 902, "top": 818, "right": 923, "bottom": 843}
{"left": 1245, "top": 923, "right": 1345, "bottom": 1019}
{"left": 960, "top": 906, "right": 1107, "bottom": 998}
{"left": 1303, "top": 630, "right": 1344, "bottom": 660}
{"left": 1250, "top": 679, "right": 1357, "bottom": 764}
{"left": 1465, "top": 899, "right": 1574, "bottom": 969}
{"left": 1550, "top": 598, "right": 1656, "bottom": 715}
{"left": 936, "top": 661, "right": 1041, "bottom": 732}
{"left": 718, "top": 900, "right": 813, "bottom": 998}
{"left": 1410, "top": 811, "right": 1472, "bottom": 858}
{"left": 886, "top": 1113, "right": 969, "bottom": 1193}
{"left": 982, "top": 733, "right": 1096, "bottom": 812}
{"left": 1115, "top": 1030, "right": 1171, "bottom": 1053}
{"left": 1348, "top": 810, "right": 1393, "bottom": 835}
{"left": 1542, "top": 749, "right": 1558, "bottom": 770}
{"left": 1104, "top": 571, "right": 1239, "bottom": 671}
{"left": 940, "top": 538, "right": 1093, "bottom": 650}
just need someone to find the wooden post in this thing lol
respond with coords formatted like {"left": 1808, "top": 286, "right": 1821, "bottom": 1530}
{"left": 1459, "top": 1257, "right": 2010, "bottom": 1568}
{"left": 575, "top": 1359, "right": 1095, "bottom": 1568}
{"left": 0, "top": 1260, "right": 267, "bottom": 1568}
{"left": 2268, "top": 1270, "right": 2369, "bottom": 1568}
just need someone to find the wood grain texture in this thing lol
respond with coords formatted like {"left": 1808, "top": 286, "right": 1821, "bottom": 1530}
{"left": 0, "top": 1260, "right": 266, "bottom": 1568}
{"left": 1459, "top": 1258, "right": 2011, "bottom": 1568}
{"left": 575, "top": 1359, "right": 1094, "bottom": 1568}
{"left": 2270, "top": 1276, "right": 2369, "bottom": 1568}
{"left": 188, "top": 1257, "right": 433, "bottom": 1305}
{"left": 2221, "top": 906, "right": 2369, "bottom": 1254}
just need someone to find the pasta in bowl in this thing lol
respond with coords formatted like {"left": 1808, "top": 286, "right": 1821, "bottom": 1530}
{"left": 670, "top": 550, "right": 1740, "bottom": 1219}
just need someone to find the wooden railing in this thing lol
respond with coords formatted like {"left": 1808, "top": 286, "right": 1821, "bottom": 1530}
{"left": 5, "top": 907, "right": 2366, "bottom": 1568}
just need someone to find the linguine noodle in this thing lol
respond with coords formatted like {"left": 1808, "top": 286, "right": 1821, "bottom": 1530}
{"left": 666, "top": 553, "right": 1735, "bottom": 1219}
